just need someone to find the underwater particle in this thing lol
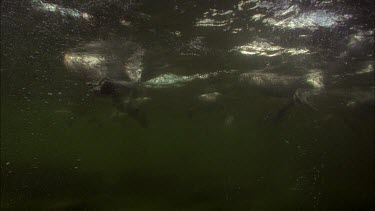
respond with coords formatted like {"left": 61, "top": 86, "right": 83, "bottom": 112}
{"left": 174, "top": 31, "right": 182, "bottom": 36}
{"left": 120, "top": 19, "right": 132, "bottom": 26}
{"left": 198, "top": 92, "right": 222, "bottom": 103}
{"left": 225, "top": 115, "right": 235, "bottom": 126}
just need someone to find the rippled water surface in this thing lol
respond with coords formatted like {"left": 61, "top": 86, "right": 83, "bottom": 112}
{"left": 1, "top": 0, "right": 374, "bottom": 210}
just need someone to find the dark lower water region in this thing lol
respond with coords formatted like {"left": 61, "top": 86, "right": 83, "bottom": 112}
{"left": 1, "top": 0, "right": 374, "bottom": 210}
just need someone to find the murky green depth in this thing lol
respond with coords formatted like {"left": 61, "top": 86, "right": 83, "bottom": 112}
{"left": 2, "top": 66, "right": 373, "bottom": 210}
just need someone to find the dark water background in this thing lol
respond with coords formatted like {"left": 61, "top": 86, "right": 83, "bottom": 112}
{"left": 1, "top": 0, "right": 374, "bottom": 210}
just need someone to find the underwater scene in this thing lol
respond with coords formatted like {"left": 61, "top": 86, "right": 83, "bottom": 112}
{"left": 1, "top": 0, "right": 374, "bottom": 210}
